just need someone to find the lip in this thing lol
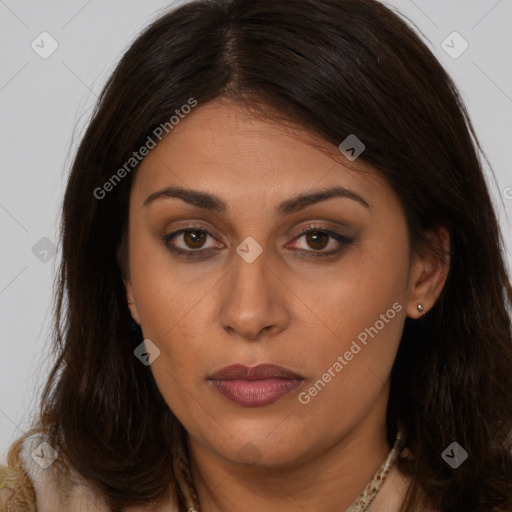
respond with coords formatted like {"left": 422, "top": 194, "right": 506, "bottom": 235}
{"left": 208, "top": 364, "right": 305, "bottom": 407}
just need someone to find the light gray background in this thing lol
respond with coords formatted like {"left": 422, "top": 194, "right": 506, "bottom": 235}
{"left": 1, "top": 0, "right": 511, "bottom": 461}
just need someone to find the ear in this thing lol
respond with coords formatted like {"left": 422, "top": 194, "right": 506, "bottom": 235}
{"left": 125, "top": 277, "right": 142, "bottom": 325}
{"left": 406, "top": 224, "right": 451, "bottom": 319}
{"left": 116, "top": 232, "right": 142, "bottom": 325}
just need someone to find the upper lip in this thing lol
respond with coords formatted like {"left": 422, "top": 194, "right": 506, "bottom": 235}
{"left": 208, "top": 364, "right": 304, "bottom": 381}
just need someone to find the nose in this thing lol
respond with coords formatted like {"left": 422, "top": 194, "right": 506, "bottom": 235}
{"left": 219, "top": 247, "right": 289, "bottom": 342}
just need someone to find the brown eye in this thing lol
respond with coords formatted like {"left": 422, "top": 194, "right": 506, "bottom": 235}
{"left": 183, "top": 230, "right": 207, "bottom": 249}
{"left": 305, "top": 230, "right": 329, "bottom": 251}
{"left": 162, "top": 227, "right": 221, "bottom": 259}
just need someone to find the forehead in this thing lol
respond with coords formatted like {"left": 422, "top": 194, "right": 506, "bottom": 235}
{"left": 131, "top": 99, "right": 386, "bottom": 214}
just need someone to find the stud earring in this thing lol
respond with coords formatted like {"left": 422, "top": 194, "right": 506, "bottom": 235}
{"left": 128, "top": 299, "right": 133, "bottom": 305}
{"left": 417, "top": 303, "right": 425, "bottom": 313}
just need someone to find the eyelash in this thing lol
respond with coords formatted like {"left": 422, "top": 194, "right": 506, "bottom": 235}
{"left": 161, "top": 224, "right": 355, "bottom": 260}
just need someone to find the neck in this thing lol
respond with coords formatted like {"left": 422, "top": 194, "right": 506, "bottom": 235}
{"left": 188, "top": 384, "right": 392, "bottom": 512}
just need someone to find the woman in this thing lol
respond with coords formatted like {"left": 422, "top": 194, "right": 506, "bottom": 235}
{"left": 1, "top": 0, "right": 511, "bottom": 510}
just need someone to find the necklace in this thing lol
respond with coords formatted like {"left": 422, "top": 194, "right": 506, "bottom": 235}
{"left": 345, "top": 430, "right": 405, "bottom": 512}
{"left": 176, "top": 430, "right": 405, "bottom": 512}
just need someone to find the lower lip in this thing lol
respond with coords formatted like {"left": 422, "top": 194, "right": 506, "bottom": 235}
{"left": 210, "top": 378, "right": 303, "bottom": 407}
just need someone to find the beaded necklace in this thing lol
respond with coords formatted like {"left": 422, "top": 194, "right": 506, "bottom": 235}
{"left": 346, "top": 430, "right": 405, "bottom": 512}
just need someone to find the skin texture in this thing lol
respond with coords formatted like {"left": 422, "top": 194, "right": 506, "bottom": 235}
{"left": 125, "top": 98, "right": 450, "bottom": 512}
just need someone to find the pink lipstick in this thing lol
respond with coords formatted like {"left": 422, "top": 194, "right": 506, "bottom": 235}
{"left": 207, "top": 364, "right": 304, "bottom": 407}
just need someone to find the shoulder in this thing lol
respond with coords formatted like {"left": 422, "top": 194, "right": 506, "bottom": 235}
{"left": 0, "top": 431, "right": 109, "bottom": 511}
{"left": 0, "top": 431, "right": 37, "bottom": 511}
{"left": 21, "top": 432, "right": 112, "bottom": 511}
{"left": 1, "top": 431, "right": 180, "bottom": 512}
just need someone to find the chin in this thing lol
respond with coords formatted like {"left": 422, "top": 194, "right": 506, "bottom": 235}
{"left": 210, "top": 429, "right": 316, "bottom": 470}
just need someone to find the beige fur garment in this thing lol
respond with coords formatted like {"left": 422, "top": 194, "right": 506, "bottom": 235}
{"left": 0, "top": 433, "right": 179, "bottom": 512}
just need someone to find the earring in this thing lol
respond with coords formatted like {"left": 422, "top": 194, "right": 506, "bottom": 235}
{"left": 128, "top": 299, "right": 133, "bottom": 305}
{"left": 417, "top": 303, "right": 425, "bottom": 314}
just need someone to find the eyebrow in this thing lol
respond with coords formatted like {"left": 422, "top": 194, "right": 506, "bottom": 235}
{"left": 143, "top": 185, "right": 371, "bottom": 215}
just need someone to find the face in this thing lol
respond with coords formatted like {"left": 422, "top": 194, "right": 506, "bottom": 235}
{"left": 124, "top": 98, "right": 447, "bottom": 469}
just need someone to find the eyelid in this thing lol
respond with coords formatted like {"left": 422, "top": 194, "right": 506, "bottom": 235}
{"left": 161, "top": 224, "right": 222, "bottom": 252}
{"left": 285, "top": 223, "right": 355, "bottom": 255}
{"left": 287, "top": 221, "right": 351, "bottom": 241}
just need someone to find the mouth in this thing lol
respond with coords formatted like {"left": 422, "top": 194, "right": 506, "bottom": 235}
{"left": 207, "top": 364, "right": 305, "bottom": 407}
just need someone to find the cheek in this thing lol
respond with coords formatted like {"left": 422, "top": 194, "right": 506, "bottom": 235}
{"left": 293, "top": 225, "right": 410, "bottom": 418}
{"left": 127, "top": 225, "right": 195, "bottom": 360}
{"left": 299, "top": 236, "right": 409, "bottom": 364}
{"left": 132, "top": 269, "right": 213, "bottom": 377}
{"left": 129, "top": 215, "right": 203, "bottom": 334}
{"left": 131, "top": 274, "right": 214, "bottom": 424}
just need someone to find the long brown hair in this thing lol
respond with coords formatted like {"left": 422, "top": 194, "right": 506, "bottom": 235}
{"left": 15, "top": 0, "right": 512, "bottom": 510}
